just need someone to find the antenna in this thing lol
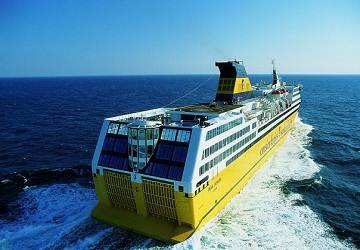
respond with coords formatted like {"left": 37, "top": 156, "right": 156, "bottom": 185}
{"left": 272, "top": 59, "right": 276, "bottom": 71}
{"left": 272, "top": 59, "right": 281, "bottom": 86}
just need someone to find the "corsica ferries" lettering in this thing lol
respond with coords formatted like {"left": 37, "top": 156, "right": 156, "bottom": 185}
{"left": 260, "top": 122, "right": 292, "bottom": 156}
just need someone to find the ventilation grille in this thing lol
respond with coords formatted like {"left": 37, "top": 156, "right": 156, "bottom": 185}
{"left": 143, "top": 180, "right": 177, "bottom": 222}
{"left": 103, "top": 171, "right": 136, "bottom": 212}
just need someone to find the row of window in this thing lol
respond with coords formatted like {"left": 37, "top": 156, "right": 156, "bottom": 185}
{"left": 161, "top": 128, "right": 191, "bottom": 143}
{"left": 129, "top": 127, "right": 159, "bottom": 140}
{"left": 218, "top": 84, "right": 235, "bottom": 92}
{"left": 206, "top": 118, "right": 243, "bottom": 140}
{"left": 102, "top": 136, "right": 128, "bottom": 154}
{"left": 144, "top": 162, "right": 183, "bottom": 181}
{"left": 155, "top": 144, "right": 188, "bottom": 163}
{"left": 203, "top": 125, "right": 250, "bottom": 159}
{"left": 140, "top": 141, "right": 189, "bottom": 180}
{"left": 98, "top": 151, "right": 185, "bottom": 181}
{"left": 128, "top": 144, "right": 154, "bottom": 158}
{"left": 292, "top": 91, "right": 300, "bottom": 97}
{"left": 108, "top": 123, "right": 128, "bottom": 135}
{"left": 199, "top": 131, "right": 257, "bottom": 176}
{"left": 226, "top": 135, "right": 256, "bottom": 166}
{"left": 252, "top": 122, "right": 257, "bottom": 129}
{"left": 128, "top": 127, "right": 160, "bottom": 170}
{"left": 129, "top": 158, "right": 147, "bottom": 169}
{"left": 220, "top": 79, "right": 236, "bottom": 85}
{"left": 292, "top": 97, "right": 300, "bottom": 103}
{"left": 98, "top": 154, "right": 130, "bottom": 171}
{"left": 217, "top": 79, "right": 236, "bottom": 91}
{"left": 108, "top": 123, "right": 191, "bottom": 143}
{"left": 258, "top": 104, "right": 299, "bottom": 133}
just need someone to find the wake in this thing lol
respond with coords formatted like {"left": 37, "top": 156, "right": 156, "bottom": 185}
{"left": 170, "top": 118, "right": 353, "bottom": 249}
{"left": 0, "top": 118, "right": 355, "bottom": 249}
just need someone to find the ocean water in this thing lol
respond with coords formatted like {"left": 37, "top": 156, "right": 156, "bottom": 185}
{"left": 0, "top": 75, "right": 359, "bottom": 249}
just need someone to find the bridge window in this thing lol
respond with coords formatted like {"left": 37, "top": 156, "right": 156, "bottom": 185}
{"left": 161, "top": 128, "right": 177, "bottom": 141}
{"left": 176, "top": 130, "right": 191, "bottom": 143}
{"left": 128, "top": 125, "right": 160, "bottom": 171}
{"left": 107, "top": 123, "right": 119, "bottom": 134}
{"left": 130, "top": 129, "right": 137, "bottom": 139}
{"left": 147, "top": 145, "right": 153, "bottom": 155}
{"left": 117, "top": 124, "right": 128, "bottom": 135}
{"left": 146, "top": 129, "right": 153, "bottom": 139}
{"left": 138, "top": 129, "right": 145, "bottom": 140}
{"left": 131, "top": 145, "right": 138, "bottom": 157}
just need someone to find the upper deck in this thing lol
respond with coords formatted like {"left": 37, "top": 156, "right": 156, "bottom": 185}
{"left": 91, "top": 61, "right": 303, "bottom": 240}
{"left": 106, "top": 82, "right": 301, "bottom": 130}
{"left": 92, "top": 61, "right": 302, "bottom": 194}
{"left": 175, "top": 103, "right": 242, "bottom": 114}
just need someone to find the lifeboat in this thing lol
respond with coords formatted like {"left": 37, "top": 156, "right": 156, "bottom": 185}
{"left": 271, "top": 88, "right": 288, "bottom": 95}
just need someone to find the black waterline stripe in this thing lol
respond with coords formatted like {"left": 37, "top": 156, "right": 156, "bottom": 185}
{"left": 205, "top": 104, "right": 301, "bottom": 171}
{"left": 258, "top": 103, "right": 300, "bottom": 132}
{"left": 102, "top": 106, "right": 299, "bottom": 187}
{"left": 188, "top": 107, "right": 299, "bottom": 237}
{"left": 197, "top": 105, "right": 300, "bottom": 190}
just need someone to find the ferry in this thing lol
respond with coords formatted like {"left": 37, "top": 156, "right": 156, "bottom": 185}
{"left": 91, "top": 60, "right": 302, "bottom": 242}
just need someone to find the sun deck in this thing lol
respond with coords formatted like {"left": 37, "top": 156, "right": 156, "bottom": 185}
{"left": 174, "top": 103, "right": 242, "bottom": 114}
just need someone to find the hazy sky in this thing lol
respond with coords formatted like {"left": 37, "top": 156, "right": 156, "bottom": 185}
{"left": 1, "top": 0, "right": 359, "bottom": 77}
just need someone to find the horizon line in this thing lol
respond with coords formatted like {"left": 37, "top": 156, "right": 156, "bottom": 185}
{"left": 1, "top": 72, "right": 360, "bottom": 79}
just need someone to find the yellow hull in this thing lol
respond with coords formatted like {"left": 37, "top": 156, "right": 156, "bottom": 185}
{"left": 92, "top": 111, "right": 298, "bottom": 243}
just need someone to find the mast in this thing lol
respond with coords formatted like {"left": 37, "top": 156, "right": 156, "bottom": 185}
{"left": 272, "top": 59, "right": 281, "bottom": 88}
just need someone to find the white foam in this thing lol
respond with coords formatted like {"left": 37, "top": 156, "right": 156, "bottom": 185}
{"left": 0, "top": 118, "right": 355, "bottom": 249}
{"left": 64, "top": 227, "right": 113, "bottom": 250}
{"left": 146, "top": 118, "right": 354, "bottom": 249}
{"left": 0, "top": 184, "right": 102, "bottom": 250}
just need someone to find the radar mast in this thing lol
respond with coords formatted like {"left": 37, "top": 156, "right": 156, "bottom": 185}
{"left": 272, "top": 59, "right": 282, "bottom": 88}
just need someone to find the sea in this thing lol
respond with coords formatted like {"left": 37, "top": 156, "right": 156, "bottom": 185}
{"left": 0, "top": 74, "right": 359, "bottom": 249}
